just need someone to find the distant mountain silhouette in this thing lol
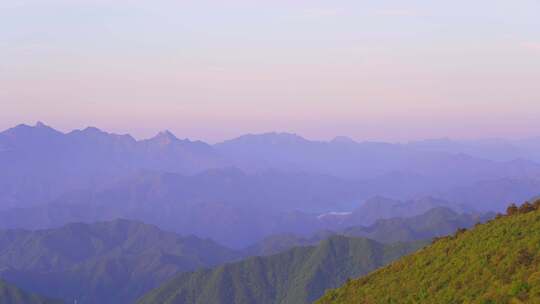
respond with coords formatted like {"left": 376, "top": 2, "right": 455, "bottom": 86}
{"left": 1, "top": 122, "right": 540, "bottom": 243}
{"left": 331, "top": 136, "right": 357, "bottom": 144}
{"left": 439, "top": 177, "right": 540, "bottom": 211}
{"left": 215, "top": 132, "right": 540, "bottom": 184}
{"left": 0, "top": 123, "right": 226, "bottom": 210}
{"left": 408, "top": 137, "right": 540, "bottom": 162}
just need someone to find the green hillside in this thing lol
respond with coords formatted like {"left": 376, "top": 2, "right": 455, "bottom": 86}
{"left": 317, "top": 201, "right": 540, "bottom": 304}
{"left": 0, "top": 279, "right": 63, "bottom": 304}
{"left": 0, "top": 219, "right": 239, "bottom": 304}
{"left": 137, "top": 236, "right": 427, "bottom": 304}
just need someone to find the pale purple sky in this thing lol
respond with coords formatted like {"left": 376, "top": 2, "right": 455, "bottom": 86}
{"left": 1, "top": 0, "right": 539, "bottom": 142}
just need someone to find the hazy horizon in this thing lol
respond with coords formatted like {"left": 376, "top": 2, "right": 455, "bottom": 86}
{"left": 3, "top": 120, "right": 540, "bottom": 144}
{"left": 2, "top": 0, "right": 540, "bottom": 142}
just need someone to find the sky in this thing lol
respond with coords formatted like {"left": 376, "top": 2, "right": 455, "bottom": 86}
{"left": 1, "top": 0, "right": 539, "bottom": 142}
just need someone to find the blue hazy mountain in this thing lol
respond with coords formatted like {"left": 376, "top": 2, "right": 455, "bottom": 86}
{"left": 0, "top": 219, "right": 239, "bottom": 304}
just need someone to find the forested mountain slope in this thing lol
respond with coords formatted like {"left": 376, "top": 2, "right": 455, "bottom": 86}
{"left": 0, "top": 219, "right": 239, "bottom": 304}
{"left": 137, "top": 236, "right": 427, "bottom": 304}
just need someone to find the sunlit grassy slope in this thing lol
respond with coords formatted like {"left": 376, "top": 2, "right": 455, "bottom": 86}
{"left": 317, "top": 202, "right": 540, "bottom": 304}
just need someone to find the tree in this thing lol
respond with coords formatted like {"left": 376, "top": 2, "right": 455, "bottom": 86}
{"left": 506, "top": 203, "right": 518, "bottom": 216}
{"left": 455, "top": 228, "right": 467, "bottom": 237}
{"left": 518, "top": 202, "right": 534, "bottom": 214}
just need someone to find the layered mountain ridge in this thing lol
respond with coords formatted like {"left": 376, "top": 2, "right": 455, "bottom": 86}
{"left": 0, "top": 219, "right": 239, "bottom": 304}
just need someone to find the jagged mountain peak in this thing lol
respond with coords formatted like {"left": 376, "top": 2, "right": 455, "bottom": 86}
{"left": 1, "top": 122, "right": 64, "bottom": 139}
{"left": 34, "top": 121, "right": 48, "bottom": 128}
{"left": 149, "top": 130, "right": 178, "bottom": 145}
{"left": 67, "top": 126, "right": 136, "bottom": 144}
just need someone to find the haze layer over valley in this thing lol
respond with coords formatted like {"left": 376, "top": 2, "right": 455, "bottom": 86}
{"left": 0, "top": 122, "right": 538, "bottom": 248}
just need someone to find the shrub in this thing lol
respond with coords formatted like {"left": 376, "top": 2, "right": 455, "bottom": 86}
{"left": 517, "top": 249, "right": 533, "bottom": 266}
{"left": 510, "top": 281, "right": 530, "bottom": 297}
{"left": 532, "top": 199, "right": 540, "bottom": 210}
{"left": 518, "top": 202, "right": 535, "bottom": 214}
{"left": 507, "top": 204, "right": 519, "bottom": 216}
{"left": 455, "top": 228, "right": 467, "bottom": 236}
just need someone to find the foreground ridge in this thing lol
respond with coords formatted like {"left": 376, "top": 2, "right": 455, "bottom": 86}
{"left": 136, "top": 236, "right": 427, "bottom": 304}
{"left": 317, "top": 200, "right": 540, "bottom": 304}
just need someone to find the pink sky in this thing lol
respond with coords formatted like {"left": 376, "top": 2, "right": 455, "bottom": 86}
{"left": 1, "top": 0, "right": 539, "bottom": 142}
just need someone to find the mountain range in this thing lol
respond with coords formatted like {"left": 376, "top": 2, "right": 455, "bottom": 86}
{"left": 409, "top": 137, "right": 540, "bottom": 162}
{"left": 2, "top": 122, "right": 540, "bottom": 213}
{"left": 0, "top": 123, "right": 223, "bottom": 211}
